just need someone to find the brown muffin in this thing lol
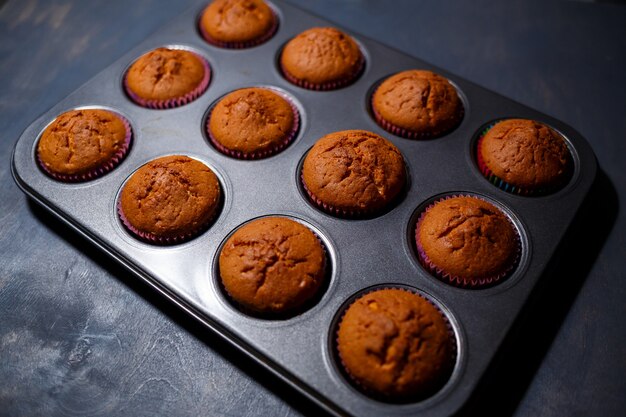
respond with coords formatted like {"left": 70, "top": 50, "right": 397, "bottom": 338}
{"left": 337, "top": 288, "right": 454, "bottom": 400}
{"left": 415, "top": 196, "right": 519, "bottom": 288}
{"left": 207, "top": 87, "right": 299, "bottom": 159}
{"left": 37, "top": 109, "right": 131, "bottom": 182}
{"left": 124, "top": 47, "right": 210, "bottom": 109}
{"left": 477, "top": 119, "right": 572, "bottom": 195}
{"left": 302, "top": 130, "right": 406, "bottom": 217}
{"left": 219, "top": 217, "right": 326, "bottom": 314}
{"left": 372, "top": 70, "right": 463, "bottom": 139}
{"left": 280, "top": 27, "right": 364, "bottom": 90}
{"left": 119, "top": 155, "right": 221, "bottom": 244}
{"left": 199, "top": 0, "right": 277, "bottom": 48}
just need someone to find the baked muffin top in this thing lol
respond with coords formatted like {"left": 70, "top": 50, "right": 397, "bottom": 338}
{"left": 219, "top": 217, "right": 326, "bottom": 314}
{"left": 280, "top": 27, "right": 363, "bottom": 89}
{"left": 125, "top": 48, "right": 207, "bottom": 102}
{"left": 200, "top": 0, "right": 276, "bottom": 46}
{"left": 416, "top": 196, "right": 518, "bottom": 284}
{"left": 37, "top": 109, "right": 130, "bottom": 180}
{"left": 479, "top": 118, "right": 572, "bottom": 191}
{"left": 302, "top": 130, "right": 406, "bottom": 215}
{"left": 208, "top": 87, "right": 297, "bottom": 158}
{"left": 372, "top": 70, "right": 463, "bottom": 138}
{"left": 119, "top": 155, "right": 221, "bottom": 242}
{"left": 337, "top": 288, "right": 454, "bottom": 400}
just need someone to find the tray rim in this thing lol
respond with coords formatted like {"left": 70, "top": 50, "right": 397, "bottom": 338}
{"left": 10, "top": 1, "right": 599, "bottom": 415}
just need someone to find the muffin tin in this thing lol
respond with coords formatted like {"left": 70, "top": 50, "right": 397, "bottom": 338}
{"left": 11, "top": 1, "right": 597, "bottom": 416}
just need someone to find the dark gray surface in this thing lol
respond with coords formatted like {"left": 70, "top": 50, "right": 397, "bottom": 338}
{"left": 1, "top": 1, "right": 624, "bottom": 416}
{"left": 10, "top": 1, "right": 599, "bottom": 415}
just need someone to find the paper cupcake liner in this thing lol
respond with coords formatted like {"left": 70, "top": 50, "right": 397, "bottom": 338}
{"left": 123, "top": 52, "right": 211, "bottom": 109}
{"left": 280, "top": 55, "right": 365, "bottom": 91}
{"left": 300, "top": 172, "right": 383, "bottom": 219}
{"left": 37, "top": 111, "right": 132, "bottom": 183}
{"left": 415, "top": 194, "right": 521, "bottom": 289}
{"left": 206, "top": 88, "right": 300, "bottom": 160}
{"left": 117, "top": 197, "right": 217, "bottom": 245}
{"left": 219, "top": 219, "right": 329, "bottom": 317}
{"left": 476, "top": 123, "right": 571, "bottom": 196}
{"left": 199, "top": 12, "right": 278, "bottom": 49}
{"left": 335, "top": 286, "right": 457, "bottom": 402}
{"left": 371, "top": 92, "right": 464, "bottom": 140}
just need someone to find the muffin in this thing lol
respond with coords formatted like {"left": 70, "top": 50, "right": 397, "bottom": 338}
{"left": 280, "top": 27, "right": 364, "bottom": 90}
{"left": 199, "top": 0, "right": 277, "bottom": 48}
{"left": 219, "top": 217, "right": 326, "bottom": 315}
{"left": 302, "top": 130, "right": 406, "bottom": 217}
{"left": 372, "top": 70, "right": 463, "bottom": 139}
{"left": 124, "top": 47, "right": 210, "bottom": 109}
{"left": 118, "top": 155, "right": 221, "bottom": 244}
{"left": 207, "top": 87, "right": 299, "bottom": 159}
{"left": 477, "top": 119, "right": 572, "bottom": 195}
{"left": 37, "top": 109, "right": 131, "bottom": 182}
{"left": 415, "top": 195, "right": 519, "bottom": 288}
{"left": 337, "top": 288, "right": 455, "bottom": 401}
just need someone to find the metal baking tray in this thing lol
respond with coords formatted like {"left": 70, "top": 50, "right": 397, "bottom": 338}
{"left": 11, "top": 1, "right": 597, "bottom": 415}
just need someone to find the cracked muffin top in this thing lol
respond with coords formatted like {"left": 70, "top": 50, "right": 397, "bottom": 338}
{"left": 208, "top": 87, "right": 297, "bottom": 158}
{"left": 478, "top": 119, "right": 572, "bottom": 192}
{"left": 416, "top": 196, "right": 519, "bottom": 285}
{"left": 125, "top": 48, "right": 207, "bottom": 102}
{"left": 302, "top": 130, "right": 406, "bottom": 216}
{"left": 372, "top": 70, "right": 463, "bottom": 138}
{"left": 199, "top": 0, "right": 276, "bottom": 47}
{"left": 219, "top": 217, "right": 326, "bottom": 314}
{"left": 37, "top": 109, "right": 130, "bottom": 181}
{"left": 280, "top": 27, "right": 363, "bottom": 90}
{"left": 119, "top": 155, "right": 221, "bottom": 243}
{"left": 337, "top": 288, "right": 454, "bottom": 400}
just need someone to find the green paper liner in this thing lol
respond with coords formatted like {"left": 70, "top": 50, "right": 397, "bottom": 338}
{"left": 476, "top": 122, "right": 572, "bottom": 196}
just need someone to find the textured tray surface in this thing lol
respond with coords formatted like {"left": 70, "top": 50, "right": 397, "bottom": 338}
{"left": 11, "top": 1, "right": 597, "bottom": 416}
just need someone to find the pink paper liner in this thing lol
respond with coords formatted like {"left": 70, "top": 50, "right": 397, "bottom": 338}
{"left": 371, "top": 89, "right": 464, "bottom": 140}
{"left": 123, "top": 51, "right": 211, "bottom": 109}
{"left": 300, "top": 172, "right": 382, "bottom": 219}
{"left": 415, "top": 194, "right": 521, "bottom": 288}
{"left": 37, "top": 111, "right": 132, "bottom": 183}
{"left": 335, "top": 286, "right": 457, "bottom": 402}
{"left": 476, "top": 123, "right": 569, "bottom": 196}
{"left": 280, "top": 54, "right": 365, "bottom": 91}
{"left": 218, "top": 218, "right": 328, "bottom": 317}
{"left": 198, "top": 10, "right": 278, "bottom": 49}
{"left": 117, "top": 186, "right": 219, "bottom": 246}
{"left": 206, "top": 88, "right": 300, "bottom": 159}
